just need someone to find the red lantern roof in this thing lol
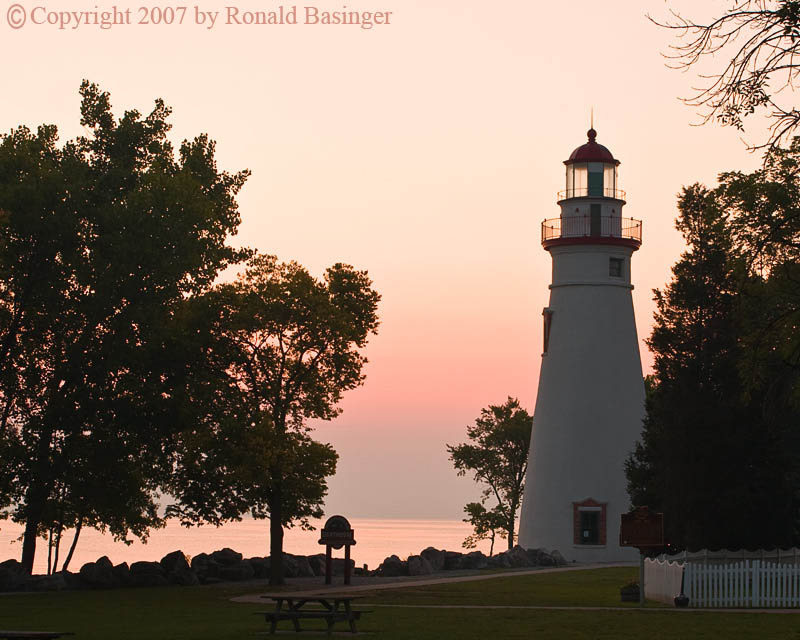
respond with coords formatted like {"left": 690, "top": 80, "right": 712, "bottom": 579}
{"left": 564, "top": 128, "right": 619, "bottom": 166}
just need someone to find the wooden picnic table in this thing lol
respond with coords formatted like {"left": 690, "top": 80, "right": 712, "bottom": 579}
{"left": 257, "top": 594, "right": 369, "bottom": 635}
{"left": 0, "top": 632, "right": 74, "bottom": 639}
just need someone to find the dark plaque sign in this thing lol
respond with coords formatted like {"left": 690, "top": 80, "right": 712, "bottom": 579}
{"left": 619, "top": 506, "right": 664, "bottom": 548}
{"left": 318, "top": 515, "right": 356, "bottom": 585}
{"left": 319, "top": 515, "right": 356, "bottom": 550}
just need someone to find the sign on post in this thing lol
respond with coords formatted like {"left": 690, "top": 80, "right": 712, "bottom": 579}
{"left": 620, "top": 506, "right": 664, "bottom": 607}
{"left": 620, "top": 506, "right": 664, "bottom": 548}
{"left": 318, "top": 515, "right": 356, "bottom": 585}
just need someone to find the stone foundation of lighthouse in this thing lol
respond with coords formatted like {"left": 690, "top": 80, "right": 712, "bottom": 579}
{"left": 517, "top": 129, "right": 645, "bottom": 563}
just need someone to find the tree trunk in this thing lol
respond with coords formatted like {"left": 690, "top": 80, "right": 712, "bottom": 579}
{"left": 20, "top": 412, "right": 57, "bottom": 574}
{"left": 0, "top": 391, "right": 14, "bottom": 435}
{"left": 53, "top": 527, "right": 64, "bottom": 573}
{"left": 507, "top": 513, "right": 515, "bottom": 550}
{"left": 269, "top": 503, "right": 284, "bottom": 586}
{"left": 21, "top": 518, "right": 39, "bottom": 574}
{"left": 489, "top": 531, "right": 495, "bottom": 557}
{"left": 20, "top": 483, "right": 48, "bottom": 573}
{"left": 46, "top": 528, "right": 54, "bottom": 575}
{"left": 52, "top": 525, "right": 63, "bottom": 575}
{"left": 60, "top": 520, "right": 83, "bottom": 573}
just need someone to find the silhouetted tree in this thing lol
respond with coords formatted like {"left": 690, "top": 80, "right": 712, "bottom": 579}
{"left": 627, "top": 180, "right": 800, "bottom": 550}
{"left": 0, "top": 81, "right": 248, "bottom": 572}
{"left": 167, "top": 254, "right": 379, "bottom": 585}
{"left": 717, "top": 138, "right": 800, "bottom": 375}
{"left": 448, "top": 397, "right": 532, "bottom": 551}
{"left": 461, "top": 502, "right": 507, "bottom": 556}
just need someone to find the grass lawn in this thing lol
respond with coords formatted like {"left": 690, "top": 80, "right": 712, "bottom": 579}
{"left": 1, "top": 568, "right": 799, "bottom": 639}
{"left": 364, "top": 566, "right": 648, "bottom": 607}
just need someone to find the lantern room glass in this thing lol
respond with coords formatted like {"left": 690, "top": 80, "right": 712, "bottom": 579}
{"left": 604, "top": 164, "right": 617, "bottom": 196}
{"left": 565, "top": 162, "right": 619, "bottom": 198}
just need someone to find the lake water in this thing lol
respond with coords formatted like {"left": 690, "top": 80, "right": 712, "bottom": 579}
{"left": 0, "top": 518, "right": 495, "bottom": 574}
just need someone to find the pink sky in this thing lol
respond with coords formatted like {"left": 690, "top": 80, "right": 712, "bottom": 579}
{"left": 2, "top": 1, "right": 765, "bottom": 520}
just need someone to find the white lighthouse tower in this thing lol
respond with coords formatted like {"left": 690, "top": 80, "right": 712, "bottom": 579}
{"left": 518, "top": 128, "right": 645, "bottom": 563}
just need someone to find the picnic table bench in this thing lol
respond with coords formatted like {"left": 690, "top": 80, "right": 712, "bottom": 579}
{"left": 0, "top": 632, "right": 74, "bottom": 639}
{"left": 257, "top": 594, "right": 370, "bottom": 635}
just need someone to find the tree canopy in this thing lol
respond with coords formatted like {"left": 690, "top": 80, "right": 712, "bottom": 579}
{"left": 167, "top": 254, "right": 380, "bottom": 585}
{"left": 626, "top": 145, "right": 800, "bottom": 550}
{"left": 448, "top": 397, "right": 532, "bottom": 551}
{"left": 0, "top": 81, "right": 249, "bottom": 572}
{"left": 461, "top": 502, "right": 507, "bottom": 556}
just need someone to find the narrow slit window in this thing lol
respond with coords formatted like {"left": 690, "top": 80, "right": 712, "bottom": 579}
{"left": 542, "top": 308, "right": 553, "bottom": 354}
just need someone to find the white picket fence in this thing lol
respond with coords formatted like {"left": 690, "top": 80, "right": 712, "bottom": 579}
{"left": 644, "top": 557, "right": 685, "bottom": 604}
{"left": 685, "top": 560, "right": 800, "bottom": 608}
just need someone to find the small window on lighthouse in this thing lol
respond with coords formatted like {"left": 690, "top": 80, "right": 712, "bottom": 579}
{"left": 609, "top": 257, "right": 623, "bottom": 278}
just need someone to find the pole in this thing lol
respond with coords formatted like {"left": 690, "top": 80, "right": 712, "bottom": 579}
{"left": 325, "top": 544, "right": 332, "bottom": 585}
{"left": 639, "top": 549, "right": 645, "bottom": 606}
{"left": 344, "top": 544, "right": 351, "bottom": 586}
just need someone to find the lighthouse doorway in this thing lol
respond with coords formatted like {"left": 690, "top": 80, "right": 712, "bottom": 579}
{"left": 580, "top": 511, "right": 600, "bottom": 545}
{"left": 572, "top": 499, "right": 607, "bottom": 546}
{"left": 590, "top": 204, "right": 601, "bottom": 236}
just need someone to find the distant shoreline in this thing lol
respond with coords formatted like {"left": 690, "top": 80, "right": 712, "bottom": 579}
{"left": 1, "top": 517, "right": 495, "bottom": 574}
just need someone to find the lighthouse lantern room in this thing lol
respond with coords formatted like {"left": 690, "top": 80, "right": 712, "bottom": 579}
{"left": 518, "top": 128, "right": 645, "bottom": 562}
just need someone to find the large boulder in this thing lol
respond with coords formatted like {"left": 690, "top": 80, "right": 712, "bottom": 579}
{"left": 377, "top": 555, "right": 408, "bottom": 577}
{"left": 459, "top": 551, "right": 488, "bottom": 570}
{"left": 407, "top": 555, "right": 433, "bottom": 576}
{"left": 506, "top": 545, "right": 532, "bottom": 568}
{"left": 306, "top": 554, "right": 325, "bottom": 577}
{"left": 129, "top": 561, "right": 169, "bottom": 587}
{"left": 79, "top": 556, "right": 114, "bottom": 589}
{"left": 287, "top": 554, "right": 315, "bottom": 578}
{"left": 247, "top": 557, "right": 270, "bottom": 579}
{"left": 209, "top": 548, "right": 242, "bottom": 566}
{"left": 112, "top": 562, "right": 132, "bottom": 588}
{"left": 550, "top": 550, "right": 567, "bottom": 566}
{"left": 61, "top": 570, "right": 84, "bottom": 590}
{"left": 526, "top": 548, "right": 555, "bottom": 567}
{"left": 332, "top": 557, "right": 355, "bottom": 577}
{"left": 243, "top": 554, "right": 314, "bottom": 580}
{"left": 282, "top": 554, "right": 300, "bottom": 578}
{"left": 28, "top": 573, "right": 67, "bottom": 592}
{"left": 219, "top": 562, "right": 255, "bottom": 582}
{"left": 160, "top": 551, "right": 198, "bottom": 586}
{"left": 0, "top": 559, "right": 29, "bottom": 592}
{"left": 420, "top": 547, "right": 446, "bottom": 571}
{"left": 444, "top": 551, "right": 464, "bottom": 570}
{"left": 306, "top": 554, "right": 355, "bottom": 577}
{"left": 487, "top": 551, "right": 513, "bottom": 569}
{"left": 160, "top": 550, "right": 190, "bottom": 574}
{"left": 171, "top": 565, "right": 200, "bottom": 586}
{"left": 191, "top": 553, "right": 221, "bottom": 583}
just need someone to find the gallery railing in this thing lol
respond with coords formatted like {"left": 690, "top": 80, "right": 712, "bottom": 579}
{"left": 541, "top": 216, "right": 642, "bottom": 245}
